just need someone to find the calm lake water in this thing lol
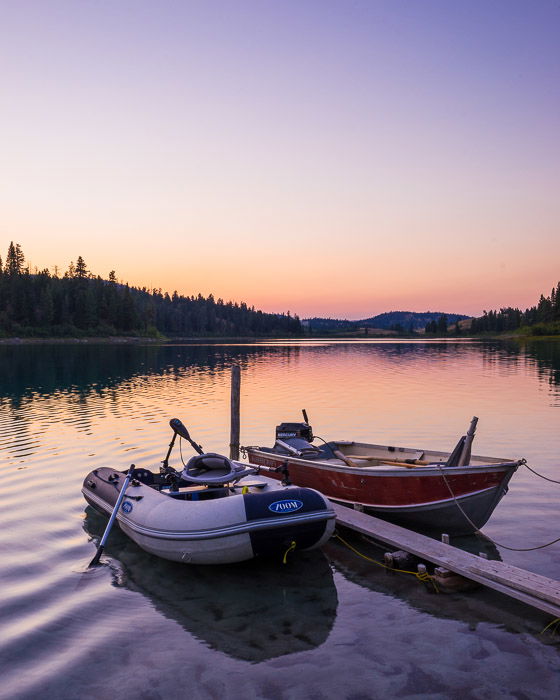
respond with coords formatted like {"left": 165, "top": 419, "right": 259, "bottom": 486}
{"left": 2, "top": 339, "right": 560, "bottom": 699}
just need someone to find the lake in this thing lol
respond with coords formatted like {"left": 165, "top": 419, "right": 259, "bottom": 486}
{"left": 1, "top": 339, "right": 560, "bottom": 699}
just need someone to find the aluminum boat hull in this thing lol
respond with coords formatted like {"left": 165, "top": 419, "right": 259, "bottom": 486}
{"left": 246, "top": 445, "right": 520, "bottom": 535}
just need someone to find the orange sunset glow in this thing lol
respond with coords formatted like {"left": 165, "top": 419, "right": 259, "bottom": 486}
{"left": 1, "top": 2, "right": 558, "bottom": 319}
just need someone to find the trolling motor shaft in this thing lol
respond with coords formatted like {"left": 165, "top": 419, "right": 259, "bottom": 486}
{"left": 161, "top": 418, "right": 204, "bottom": 473}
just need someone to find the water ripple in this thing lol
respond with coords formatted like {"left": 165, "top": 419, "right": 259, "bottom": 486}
{"left": 1, "top": 340, "right": 560, "bottom": 698}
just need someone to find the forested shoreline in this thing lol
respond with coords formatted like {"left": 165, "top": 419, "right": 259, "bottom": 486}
{"left": 469, "top": 283, "right": 560, "bottom": 336}
{"left": 0, "top": 243, "right": 302, "bottom": 338}
{"left": 1, "top": 242, "right": 558, "bottom": 339}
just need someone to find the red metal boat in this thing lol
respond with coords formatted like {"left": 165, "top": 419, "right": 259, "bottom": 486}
{"left": 243, "top": 417, "right": 522, "bottom": 535}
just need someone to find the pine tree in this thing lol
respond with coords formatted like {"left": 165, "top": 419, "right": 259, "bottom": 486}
{"left": 437, "top": 315, "right": 448, "bottom": 335}
{"left": 5, "top": 242, "right": 25, "bottom": 275}
{"left": 75, "top": 256, "right": 88, "bottom": 279}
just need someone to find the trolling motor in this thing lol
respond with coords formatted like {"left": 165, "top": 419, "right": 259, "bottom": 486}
{"left": 161, "top": 418, "right": 203, "bottom": 467}
{"left": 160, "top": 418, "right": 204, "bottom": 488}
{"left": 166, "top": 417, "right": 297, "bottom": 486}
{"left": 163, "top": 418, "right": 255, "bottom": 486}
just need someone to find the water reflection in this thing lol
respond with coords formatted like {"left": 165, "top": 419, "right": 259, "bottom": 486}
{"left": 324, "top": 534, "right": 551, "bottom": 636}
{"left": 83, "top": 507, "right": 338, "bottom": 662}
{"left": 522, "top": 340, "right": 560, "bottom": 390}
{"left": 3, "top": 340, "right": 560, "bottom": 404}
{"left": 2, "top": 339, "right": 560, "bottom": 699}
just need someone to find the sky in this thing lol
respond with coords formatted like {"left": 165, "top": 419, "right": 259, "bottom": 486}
{"left": 1, "top": 0, "right": 559, "bottom": 319}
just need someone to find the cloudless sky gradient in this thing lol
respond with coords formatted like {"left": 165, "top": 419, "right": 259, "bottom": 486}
{"left": 1, "top": 0, "right": 558, "bottom": 318}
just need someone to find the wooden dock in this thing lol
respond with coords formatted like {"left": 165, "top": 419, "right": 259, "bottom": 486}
{"left": 332, "top": 502, "right": 560, "bottom": 618}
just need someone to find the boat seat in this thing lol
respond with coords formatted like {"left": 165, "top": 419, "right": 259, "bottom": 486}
{"left": 181, "top": 453, "right": 254, "bottom": 485}
{"left": 232, "top": 480, "right": 267, "bottom": 489}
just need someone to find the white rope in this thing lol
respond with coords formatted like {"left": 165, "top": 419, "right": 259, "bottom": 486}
{"left": 436, "top": 462, "right": 560, "bottom": 552}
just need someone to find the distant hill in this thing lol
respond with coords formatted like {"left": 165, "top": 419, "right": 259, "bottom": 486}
{"left": 304, "top": 311, "right": 470, "bottom": 333}
{"left": 303, "top": 317, "right": 355, "bottom": 332}
{"left": 359, "top": 311, "right": 470, "bottom": 330}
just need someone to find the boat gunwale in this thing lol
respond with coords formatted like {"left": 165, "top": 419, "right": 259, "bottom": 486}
{"left": 331, "top": 440, "right": 515, "bottom": 465}
{"left": 245, "top": 447, "right": 521, "bottom": 476}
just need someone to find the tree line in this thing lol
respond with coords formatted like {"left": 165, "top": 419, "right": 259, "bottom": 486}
{"left": 469, "top": 283, "right": 560, "bottom": 335}
{"left": 423, "top": 315, "right": 451, "bottom": 335}
{"left": 393, "top": 285, "right": 560, "bottom": 337}
{"left": 0, "top": 242, "right": 303, "bottom": 338}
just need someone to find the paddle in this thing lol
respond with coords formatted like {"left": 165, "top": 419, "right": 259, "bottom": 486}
{"left": 332, "top": 449, "right": 360, "bottom": 468}
{"left": 344, "top": 455, "right": 431, "bottom": 467}
{"left": 89, "top": 464, "right": 134, "bottom": 567}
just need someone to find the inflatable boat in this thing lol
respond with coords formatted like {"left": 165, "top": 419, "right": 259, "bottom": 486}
{"left": 82, "top": 419, "right": 335, "bottom": 565}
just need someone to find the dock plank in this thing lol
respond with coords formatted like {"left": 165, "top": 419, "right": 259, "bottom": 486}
{"left": 332, "top": 503, "right": 560, "bottom": 618}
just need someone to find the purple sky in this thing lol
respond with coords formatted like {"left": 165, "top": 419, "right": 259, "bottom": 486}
{"left": 1, "top": 1, "right": 559, "bottom": 318}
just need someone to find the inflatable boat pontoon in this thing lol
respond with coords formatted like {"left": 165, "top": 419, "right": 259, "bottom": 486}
{"left": 82, "top": 419, "right": 335, "bottom": 565}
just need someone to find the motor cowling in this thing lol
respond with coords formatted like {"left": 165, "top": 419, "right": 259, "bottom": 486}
{"left": 275, "top": 422, "right": 314, "bottom": 442}
{"left": 274, "top": 422, "right": 320, "bottom": 458}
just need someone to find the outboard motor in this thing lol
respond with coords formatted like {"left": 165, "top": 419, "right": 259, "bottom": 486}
{"left": 274, "top": 422, "right": 321, "bottom": 458}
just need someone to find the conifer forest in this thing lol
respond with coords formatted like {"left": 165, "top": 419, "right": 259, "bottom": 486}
{"left": 0, "top": 243, "right": 303, "bottom": 338}
{"left": 0, "top": 242, "right": 558, "bottom": 338}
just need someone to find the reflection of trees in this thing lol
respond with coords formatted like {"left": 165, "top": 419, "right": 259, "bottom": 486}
{"left": 0, "top": 344, "right": 303, "bottom": 407}
{"left": 3, "top": 339, "right": 560, "bottom": 409}
{"left": 471, "top": 340, "right": 556, "bottom": 385}
{"left": 477, "top": 339, "right": 560, "bottom": 393}
{"left": 520, "top": 340, "right": 560, "bottom": 389}
{"left": 0, "top": 341, "right": 468, "bottom": 405}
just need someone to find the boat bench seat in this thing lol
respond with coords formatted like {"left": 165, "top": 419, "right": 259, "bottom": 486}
{"left": 165, "top": 485, "right": 230, "bottom": 500}
{"left": 232, "top": 480, "right": 268, "bottom": 489}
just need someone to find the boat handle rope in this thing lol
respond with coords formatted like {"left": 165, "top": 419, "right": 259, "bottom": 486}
{"left": 436, "top": 460, "right": 560, "bottom": 551}
{"left": 332, "top": 532, "right": 439, "bottom": 592}
{"left": 282, "top": 541, "right": 297, "bottom": 564}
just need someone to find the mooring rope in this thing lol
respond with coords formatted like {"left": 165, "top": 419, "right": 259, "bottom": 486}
{"left": 522, "top": 460, "right": 560, "bottom": 485}
{"left": 333, "top": 533, "right": 439, "bottom": 592}
{"left": 541, "top": 617, "right": 560, "bottom": 636}
{"left": 436, "top": 461, "right": 560, "bottom": 552}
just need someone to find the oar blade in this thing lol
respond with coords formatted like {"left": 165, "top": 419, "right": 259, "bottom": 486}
{"left": 87, "top": 465, "right": 133, "bottom": 568}
{"left": 89, "top": 545, "right": 105, "bottom": 567}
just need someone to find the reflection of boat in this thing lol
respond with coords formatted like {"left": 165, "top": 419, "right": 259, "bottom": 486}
{"left": 82, "top": 419, "right": 335, "bottom": 565}
{"left": 324, "top": 533, "right": 549, "bottom": 634}
{"left": 244, "top": 417, "right": 522, "bottom": 535}
{"left": 83, "top": 507, "right": 338, "bottom": 662}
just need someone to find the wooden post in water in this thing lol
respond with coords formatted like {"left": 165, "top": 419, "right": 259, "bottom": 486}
{"left": 230, "top": 365, "right": 241, "bottom": 460}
